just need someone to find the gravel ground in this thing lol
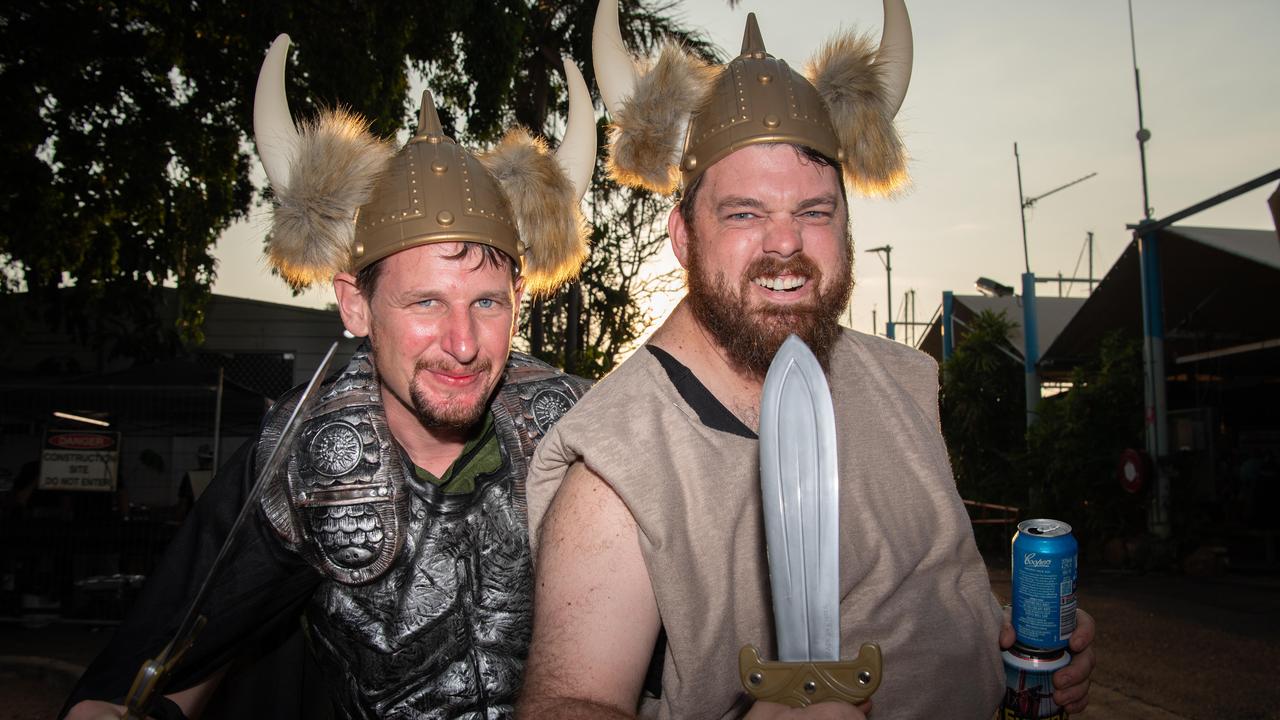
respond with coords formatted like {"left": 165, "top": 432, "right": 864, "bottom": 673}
{"left": 989, "top": 566, "right": 1280, "bottom": 720}
{"left": 0, "top": 656, "right": 84, "bottom": 720}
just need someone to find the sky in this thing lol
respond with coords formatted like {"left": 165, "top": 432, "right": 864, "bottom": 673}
{"left": 211, "top": 0, "right": 1280, "bottom": 343}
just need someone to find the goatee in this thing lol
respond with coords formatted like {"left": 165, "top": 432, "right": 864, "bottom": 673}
{"left": 686, "top": 238, "right": 851, "bottom": 378}
{"left": 409, "top": 357, "right": 494, "bottom": 431}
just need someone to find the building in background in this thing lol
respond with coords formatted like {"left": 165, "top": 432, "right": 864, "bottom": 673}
{"left": 0, "top": 291, "right": 359, "bottom": 619}
{"left": 921, "top": 225, "right": 1280, "bottom": 569}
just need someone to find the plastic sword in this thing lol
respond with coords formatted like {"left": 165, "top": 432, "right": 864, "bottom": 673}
{"left": 739, "top": 334, "right": 883, "bottom": 707}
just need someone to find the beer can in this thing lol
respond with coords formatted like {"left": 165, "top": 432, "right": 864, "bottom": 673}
{"left": 1000, "top": 645, "right": 1070, "bottom": 720}
{"left": 1011, "top": 518, "right": 1077, "bottom": 650}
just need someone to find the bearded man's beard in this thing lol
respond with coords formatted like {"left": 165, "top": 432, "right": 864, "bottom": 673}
{"left": 685, "top": 235, "right": 852, "bottom": 378}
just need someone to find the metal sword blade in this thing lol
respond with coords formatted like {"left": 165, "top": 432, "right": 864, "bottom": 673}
{"left": 122, "top": 340, "right": 340, "bottom": 719}
{"left": 758, "top": 334, "right": 839, "bottom": 662}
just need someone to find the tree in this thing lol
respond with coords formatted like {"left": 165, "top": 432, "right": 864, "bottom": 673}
{"left": 1024, "top": 332, "right": 1145, "bottom": 549}
{"left": 504, "top": 2, "right": 719, "bottom": 376}
{"left": 939, "top": 310, "right": 1026, "bottom": 508}
{"left": 520, "top": 149, "right": 684, "bottom": 377}
{"left": 1, "top": 1, "right": 714, "bottom": 373}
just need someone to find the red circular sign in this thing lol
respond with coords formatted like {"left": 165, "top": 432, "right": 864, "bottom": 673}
{"left": 1118, "top": 448, "right": 1147, "bottom": 494}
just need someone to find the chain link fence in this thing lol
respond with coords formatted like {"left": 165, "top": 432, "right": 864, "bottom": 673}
{"left": 0, "top": 355, "right": 288, "bottom": 621}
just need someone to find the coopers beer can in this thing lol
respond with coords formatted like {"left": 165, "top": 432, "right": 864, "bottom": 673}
{"left": 1011, "top": 519, "right": 1077, "bottom": 650}
{"left": 1001, "top": 646, "right": 1070, "bottom": 720}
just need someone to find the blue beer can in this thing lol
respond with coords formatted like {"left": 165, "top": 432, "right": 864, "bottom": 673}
{"left": 1011, "top": 518, "right": 1077, "bottom": 651}
{"left": 1001, "top": 645, "right": 1070, "bottom": 720}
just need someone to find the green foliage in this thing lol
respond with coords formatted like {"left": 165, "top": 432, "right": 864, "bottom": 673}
{"left": 515, "top": 3, "right": 720, "bottom": 377}
{"left": 939, "top": 310, "right": 1025, "bottom": 506}
{"left": 1, "top": 1, "right": 715, "bottom": 373}
{"left": 522, "top": 136, "right": 683, "bottom": 379}
{"left": 0, "top": 2, "right": 262, "bottom": 357}
{"left": 941, "top": 310, "right": 1146, "bottom": 552}
{"left": 1025, "top": 332, "right": 1145, "bottom": 547}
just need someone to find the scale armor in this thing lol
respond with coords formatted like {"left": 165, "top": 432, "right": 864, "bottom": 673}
{"left": 257, "top": 346, "right": 590, "bottom": 717}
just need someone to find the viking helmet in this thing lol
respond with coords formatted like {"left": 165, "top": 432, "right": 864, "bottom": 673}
{"left": 253, "top": 35, "right": 596, "bottom": 296}
{"left": 593, "top": 0, "right": 912, "bottom": 196}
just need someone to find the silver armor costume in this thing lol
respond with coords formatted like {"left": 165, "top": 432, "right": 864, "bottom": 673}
{"left": 258, "top": 346, "right": 590, "bottom": 719}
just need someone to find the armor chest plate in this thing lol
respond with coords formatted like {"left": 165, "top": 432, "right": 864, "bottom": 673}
{"left": 307, "top": 462, "right": 533, "bottom": 718}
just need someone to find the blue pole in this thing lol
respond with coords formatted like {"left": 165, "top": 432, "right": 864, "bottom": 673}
{"left": 1137, "top": 227, "right": 1170, "bottom": 537}
{"left": 942, "top": 291, "right": 955, "bottom": 361}
{"left": 1021, "top": 273, "right": 1040, "bottom": 428}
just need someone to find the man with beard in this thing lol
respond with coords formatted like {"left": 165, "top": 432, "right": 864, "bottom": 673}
{"left": 64, "top": 35, "right": 596, "bottom": 720}
{"left": 515, "top": 3, "right": 1094, "bottom": 719}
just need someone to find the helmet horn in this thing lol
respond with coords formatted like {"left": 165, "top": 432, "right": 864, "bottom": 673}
{"left": 877, "top": 0, "right": 913, "bottom": 117}
{"left": 592, "top": 0, "right": 639, "bottom": 117}
{"left": 554, "top": 58, "right": 597, "bottom": 202}
{"left": 253, "top": 34, "right": 301, "bottom": 192}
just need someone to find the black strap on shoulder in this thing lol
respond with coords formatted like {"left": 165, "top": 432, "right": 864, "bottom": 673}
{"left": 646, "top": 346, "right": 756, "bottom": 440}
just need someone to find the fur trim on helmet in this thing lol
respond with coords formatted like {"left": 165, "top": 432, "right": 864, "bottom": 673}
{"left": 267, "top": 109, "right": 394, "bottom": 289}
{"left": 806, "top": 32, "right": 908, "bottom": 196}
{"left": 480, "top": 128, "right": 589, "bottom": 296}
{"left": 607, "top": 43, "right": 715, "bottom": 195}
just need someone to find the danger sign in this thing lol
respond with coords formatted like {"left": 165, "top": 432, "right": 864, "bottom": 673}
{"left": 39, "top": 429, "right": 121, "bottom": 491}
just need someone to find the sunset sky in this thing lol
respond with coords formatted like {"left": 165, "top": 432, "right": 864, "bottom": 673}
{"left": 211, "top": 0, "right": 1280, "bottom": 344}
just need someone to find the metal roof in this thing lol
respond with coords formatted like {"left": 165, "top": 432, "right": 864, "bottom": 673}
{"left": 917, "top": 293, "right": 1086, "bottom": 369}
{"left": 1040, "top": 225, "right": 1280, "bottom": 375}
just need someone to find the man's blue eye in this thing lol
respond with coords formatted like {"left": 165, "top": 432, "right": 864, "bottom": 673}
{"left": 477, "top": 298, "right": 495, "bottom": 309}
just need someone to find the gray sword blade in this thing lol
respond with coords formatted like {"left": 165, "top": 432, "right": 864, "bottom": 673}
{"left": 122, "top": 340, "right": 340, "bottom": 719}
{"left": 172, "top": 340, "right": 339, "bottom": 643}
{"left": 758, "top": 334, "right": 839, "bottom": 662}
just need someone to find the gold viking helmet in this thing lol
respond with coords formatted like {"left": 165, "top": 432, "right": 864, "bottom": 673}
{"left": 253, "top": 35, "right": 596, "bottom": 296}
{"left": 592, "top": 0, "right": 913, "bottom": 196}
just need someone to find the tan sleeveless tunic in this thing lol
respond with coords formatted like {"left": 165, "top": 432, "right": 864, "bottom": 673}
{"left": 527, "top": 329, "right": 1003, "bottom": 719}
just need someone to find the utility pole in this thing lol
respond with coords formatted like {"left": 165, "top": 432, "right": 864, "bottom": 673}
{"left": 1130, "top": 0, "right": 1154, "bottom": 221}
{"left": 1015, "top": 143, "right": 1030, "bottom": 274}
{"left": 1128, "top": 0, "right": 1167, "bottom": 538}
{"left": 1013, "top": 145, "right": 1096, "bottom": 428}
{"left": 909, "top": 289, "right": 916, "bottom": 345}
{"left": 1088, "top": 231, "right": 1095, "bottom": 293}
{"left": 866, "top": 245, "right": 894, "bottom": 339}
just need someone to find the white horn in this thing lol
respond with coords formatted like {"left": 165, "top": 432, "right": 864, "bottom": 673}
{"left": 877, "top": 0, "right": 913, "bottom": 118}
{"left": 253, "top": 34, "right": 299, "bottom": 192}
{"left": 555, "top": 58, "right": 597, "bottom": 202}
{"left": 592, "top": 0, "right": 640, "bottom": 117}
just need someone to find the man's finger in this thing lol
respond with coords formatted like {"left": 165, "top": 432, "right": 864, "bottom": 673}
{"left": 1070, "top": 608, "right": 1096, "bottom": 652}
{"left": 799, "top": 700, "right": 868, "bottom": 719}
{"left": 1060, "top": 681, "right": 1091, "bottom": 715}
{"left": 999, "top": 623, "right": 1016, "bottom": 650}
{"left": 999, "top": 604, "right": 1015, "bottom": 650}
{"left": 1054, "top": 645, "right": 1095, "bottom": 687}
{"left": 1054, "top": 646, "right": 1095, "bottom": 707}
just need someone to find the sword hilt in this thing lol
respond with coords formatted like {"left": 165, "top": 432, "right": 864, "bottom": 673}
{"left": 121, "top": 615, "right": 208, "bottom": 719}
{"left": 739, "top": 642, "right": 883, "bottom": 708}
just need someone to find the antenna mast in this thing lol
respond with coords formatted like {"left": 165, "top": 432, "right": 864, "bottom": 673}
{"left": 1130, "top": 0, "right": 1153, "bottom": 220}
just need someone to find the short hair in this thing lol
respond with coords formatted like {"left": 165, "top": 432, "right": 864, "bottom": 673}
{"left": 676, "top": 144, "right": 848, "bottom": 228}
{"left": 354, "top": 242, "right": 521, "bottom": 298}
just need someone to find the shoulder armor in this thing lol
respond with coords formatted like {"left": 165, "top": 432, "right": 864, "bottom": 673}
{"left": 493, "top": 353, "right": 592, "bottom": 464}
{"left": 257, "top": 348, "right": 409, "bottom": 585}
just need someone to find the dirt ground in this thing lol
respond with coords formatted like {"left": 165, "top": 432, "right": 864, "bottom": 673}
{"left": 989, "top": 566, "right": 1280, "bottom": 720}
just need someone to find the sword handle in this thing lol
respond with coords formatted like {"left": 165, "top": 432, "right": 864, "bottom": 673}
{"left": 121, "top": 615, "right": 208, "bottom": 719}
{"left": 739, "top": 643, "right": 883, "bottom": 708}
